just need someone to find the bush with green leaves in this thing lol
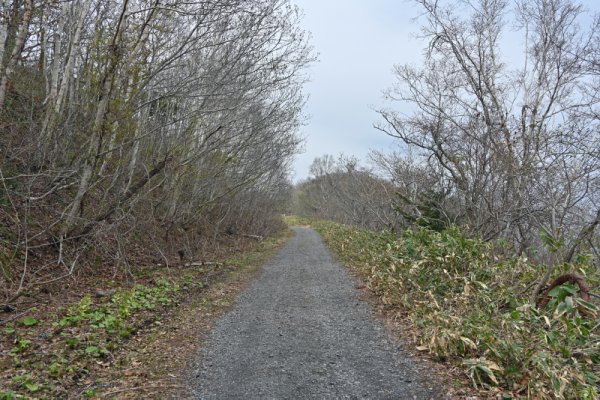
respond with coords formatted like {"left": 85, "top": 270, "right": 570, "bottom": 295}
{"left": 312, "top": 220, "right": 599, "bottom": 399}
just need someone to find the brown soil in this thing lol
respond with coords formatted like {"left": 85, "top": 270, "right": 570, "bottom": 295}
{"left": 0, "top": 229, "right": 292, "bottom": 399}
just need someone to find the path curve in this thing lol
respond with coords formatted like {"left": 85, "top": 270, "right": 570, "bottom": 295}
{"left": 192, "top": 227, "right": 441, "bottom": 399}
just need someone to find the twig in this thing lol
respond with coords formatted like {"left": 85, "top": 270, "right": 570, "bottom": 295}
{"left": 0, "top": 304, "right": 38, "bottom": 324}
{"left": 518, "top": 279, "right": 538, "bottom": 295}
{"left": 76, "top": 383, "right": 97, "bottom": 398}
{"left": 183, "top": 261, "right": 223, "bottom": 267}
{"left": 241, "top": 234, "right": 263, "bottom": 241}
{"left": 155, "top": 246, "right": 170, "bottom": 269}
{"left": 36, "top": 252, "right": 80, "bottom": 285}
{"left": 155, "top": 260, "right": 223, "bottom": 268}
{"left": 103, "top": 383, "right": 184, "bottom": 396}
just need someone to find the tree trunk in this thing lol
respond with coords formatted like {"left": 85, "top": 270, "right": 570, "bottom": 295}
{"left": 54, "top": 0, "right": 91, "bottom": 116}
{"left": 0, "top": 0, "right": 10, "bottom": 72}
{"left": 60, "top": 0, "right": 130, "bottom": 238}
{"left": 77, "top": 155, "right": 172, "bottom": 237}
{"left": 564, "top": 209, "right": 600, "bottom": 263}
{"left": 0, "top": 0, "right": 33, "bottom": 109}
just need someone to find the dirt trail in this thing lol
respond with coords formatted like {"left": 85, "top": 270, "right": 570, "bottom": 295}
{"left": 192, "top": 227, "right": 441, "bottom": 399}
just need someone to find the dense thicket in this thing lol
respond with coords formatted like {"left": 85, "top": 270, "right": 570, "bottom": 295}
{"left": 0, "top": 0, "right": 312, "bottom": 301}
{"left": 293, "top": 155, "right": 400, "bottom": 231}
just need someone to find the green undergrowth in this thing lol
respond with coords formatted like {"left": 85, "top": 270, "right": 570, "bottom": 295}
{"left": 1, "top": 279, "right": 182, "bottom": 399}
{"left": 292, "top": 216, "right": 600, "bottom": 399}
{"left": 0, "top": 231, "right": 290, "bottom": 399}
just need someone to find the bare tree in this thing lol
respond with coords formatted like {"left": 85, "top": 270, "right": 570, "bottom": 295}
{"left": 295, "top": 155, "right": 399, "bottom": 231}
{"left": 375, "top": 0, "right": 600, "bottom": 302}
{"left": 0, "top": 0, "right": 313, "bottom": 302}
{"left": 377, "top": 0, "right": 600, "bottom": 249}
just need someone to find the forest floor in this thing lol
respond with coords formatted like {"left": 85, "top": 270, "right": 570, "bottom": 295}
{"left": 0, "top": 229, "right": 292, "bottom": 399}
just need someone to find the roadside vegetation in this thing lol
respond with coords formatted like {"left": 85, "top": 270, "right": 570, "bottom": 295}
{"left": 0, "top": 231, "right": 290, "bottom": 398}
{"left": 1, "top": 1, "right": 311, "bottom": 392}
{"left": 287, "top": 216, "right": 599, "bottom": 399}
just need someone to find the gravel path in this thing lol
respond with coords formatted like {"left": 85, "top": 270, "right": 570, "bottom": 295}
{"left": 191, "top": 227, "right": 441, "bottom": 399}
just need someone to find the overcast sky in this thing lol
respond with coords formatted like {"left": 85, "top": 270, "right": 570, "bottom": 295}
{"left": 290, "top": 0, "right": 425, "bottom": 182}
{"left": 290, "top": 0, "right": 598, "bottom": 182}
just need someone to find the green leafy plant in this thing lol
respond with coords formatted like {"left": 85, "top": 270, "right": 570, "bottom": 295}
{"left": 84, "top": 345, "right": 107, "bottom": 358}
{"left": 463, "top": 357, "right": 501, "bottom": 387}
{"left": 11, "top": 374, "right": 40, "bottom": 393}
{"left": 1, "top": 271, "right": 207, "bottom": 397}
{"left": 0, "top": 391, "right": 21, "bottom": 400}
{"left": 20, "top": 316, "right": 37, "bottom": 327}
{"left": 65, "top": 337, "right": 80, "bottom": 349}
{"left": 11, "top": 339, "right": 31, "bottom": 354}
{"left": 540, "top": 227, "right": 565, "bottom": 253}
{"left": 4, "top": 323, "right": 15, "bottom": 335}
